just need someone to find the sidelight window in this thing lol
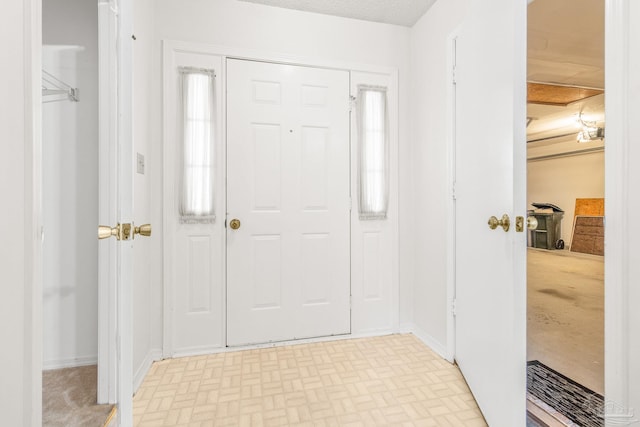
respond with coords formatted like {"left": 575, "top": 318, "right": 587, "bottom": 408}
{"left": 357, "top": 85, "right": 389, "bottom": 219}
{"left": 179, "top": 68, "right": 215, "bottom": 223}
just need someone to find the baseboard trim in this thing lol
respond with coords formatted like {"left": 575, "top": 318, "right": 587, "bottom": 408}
{"left": 400, "top": 323, "right": 450, "bottom": 362}
{"left": 133, "top": 349, "right": 162, "bottom": 394}
{"left": 43, "top": 355, "right": 98, "bottom": 370}
{"left": 169, "top": 330, "right": 401, "bottom": 359}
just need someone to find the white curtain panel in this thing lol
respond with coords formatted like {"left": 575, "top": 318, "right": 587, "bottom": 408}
{"left": 357, "top": 86, "right": 389, "bottom": 220}
{"left": 179, "top": 68, "right": 216, "bottom": 223}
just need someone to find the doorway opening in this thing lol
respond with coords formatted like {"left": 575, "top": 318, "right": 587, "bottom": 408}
{"left": 525, "top": 0, "right": 605, "bottom": 425}
{"left": 41, "top": 0, "right": 114, "bottom": 425}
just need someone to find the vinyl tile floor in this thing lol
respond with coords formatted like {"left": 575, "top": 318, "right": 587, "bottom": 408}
{"left": 133, "top": 334, "right": 487, "bottom": 426}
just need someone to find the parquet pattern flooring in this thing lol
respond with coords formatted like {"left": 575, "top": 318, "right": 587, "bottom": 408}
{"left": 133, "top": 334, "right": 486, "bottom": 426}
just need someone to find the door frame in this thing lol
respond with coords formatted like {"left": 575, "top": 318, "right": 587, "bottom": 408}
{"left": 604, "top": 0, "right": 633, "bottom": 416}
{"left": 162, "top": 40, "right": 400, "bottom": 357}
{"left": 25, "top": 0, "right": 43, "bottom": 423}
{"left": 26, "top": 0, "right": 135, "bottom": 423}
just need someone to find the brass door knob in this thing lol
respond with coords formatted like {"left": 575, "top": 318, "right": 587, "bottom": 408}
{"left": 229, "top": 219, "right": 241, "bottom": 230}
{"left": 98, "top": 225, "right": 119, "bottom": 240}
{"left": 527, "top": 216, "right": 538, "bottom": 230}
{"left": 134, "top": 224, "right": 152, "bottom": 237}
{"left": 98, "top": 223, "right": 131, "bottom": 240}
{"left": 99, "top": 223, "right": 147, "bottom": 240}
{"left": 488, "top": 214, "right": 510, "bottom": 232}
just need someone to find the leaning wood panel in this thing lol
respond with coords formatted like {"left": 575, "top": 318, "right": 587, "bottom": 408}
{"left": 570, "top": 215, "right": 604, "bottom": 256}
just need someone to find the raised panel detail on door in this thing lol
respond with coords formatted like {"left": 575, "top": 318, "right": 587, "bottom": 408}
{"left": 252, "top": 124, "right": 282, "bottom": 211}
{"left": 301, "top": 127, "right": 329, "bottom": 210}
{"left": 251, "top": 235, "right": 282, "bottom": 310}
{"left": 301, "top": 233, "right": 330, "bottom": 305}
{"left": 227, "top": 59, "right": 350, "bottom": 346}
{"left": 362, "top": 232, "right": 382, "bottom": 301}
{"left": 188, "top": 236, "right": 212, "bottom": 313}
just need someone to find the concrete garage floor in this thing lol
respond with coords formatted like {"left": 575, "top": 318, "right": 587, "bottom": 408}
{"left": 527, "top": 248, "right": 604, "bottom": 395}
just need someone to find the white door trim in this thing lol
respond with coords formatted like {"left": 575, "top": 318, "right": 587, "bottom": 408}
{"left": 97, "top": 0, "right": 118, "bottom": 404}
{"left": 162, "top": 40, "right": 398, "bottom": 80}
{"left": 26, "top": 0, "right": 43, "bottom": 424}
{"left": 604, "top": 0, "right": 631, "bottom": 417}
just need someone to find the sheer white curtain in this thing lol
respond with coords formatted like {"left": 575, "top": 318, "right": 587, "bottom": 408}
{"left": 357, "top": 86, "right": 389, "bottom": 219}
{"left": 179, "top": 68, "right": 215, "bottom": 223}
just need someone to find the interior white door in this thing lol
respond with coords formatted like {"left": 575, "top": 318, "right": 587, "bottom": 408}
{"left": 115, "top": 0, "right": 134, "bottom": 422}
{"left": 97, "top": 0, "right": 118, "bottom": 405}
{"left": 453, "top": 1, "right": 527, "bottom": 425}
{"left": 226, "top": 59, "right": 351, "bottom": 346}
{"left": 96, "top": 0, "right": 135, "bottom": 423}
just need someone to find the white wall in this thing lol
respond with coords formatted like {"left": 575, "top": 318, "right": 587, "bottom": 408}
{"left": 527, "top": 151, "right": 604, "bottom": 246}
{"left": 0, "top": 0, "right": 40, "bottom": 424}
{"left": 42, "top": 0, "right": 99, "bottom": 368}
{"left": 407, "top": 0, "right": 469, "bottom": 352}
{"left": 150, "top": 0, "right": 411, "bottom": 349}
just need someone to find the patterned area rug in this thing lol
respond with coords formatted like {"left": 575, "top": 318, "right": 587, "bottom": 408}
{"left": 527, "top": 360, "right": 604, "bottom": 427}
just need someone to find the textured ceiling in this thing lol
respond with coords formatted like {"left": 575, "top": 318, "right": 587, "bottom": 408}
{"left": 237, "top": 0, "right": 437, "bottom": 27}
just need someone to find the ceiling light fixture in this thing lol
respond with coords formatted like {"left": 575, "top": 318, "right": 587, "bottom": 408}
{"left": 576, "top": 113, "right": 604, "bottom": 143}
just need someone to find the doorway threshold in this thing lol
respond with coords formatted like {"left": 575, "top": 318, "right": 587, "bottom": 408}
{"left": 527, "top": 396, "right": 576, "bottom": 427}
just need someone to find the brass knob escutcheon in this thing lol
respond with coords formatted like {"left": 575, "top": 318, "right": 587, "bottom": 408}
{"left": 229, "top": 219, "right": 241, "bottom": 230}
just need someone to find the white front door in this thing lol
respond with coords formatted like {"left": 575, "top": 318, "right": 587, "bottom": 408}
{"left": 226, "top": 59, "right": 351, "bottom": 346}
{"left": 453, "top": 1, "right": 527, "bottom": 425}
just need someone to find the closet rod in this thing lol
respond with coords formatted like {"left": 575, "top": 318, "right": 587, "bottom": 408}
{"left": 42, "top": 70, "right": 79, "bottom": 103}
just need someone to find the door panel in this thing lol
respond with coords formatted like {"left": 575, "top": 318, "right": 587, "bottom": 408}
{"left": 226, "top": 59, "right": 350, "bottom": 346}
{"left": 164, "top": 51, "right": 225, "bottom": 355}
{"left": 453, "top": 0, "right": 527, "bottom": 425}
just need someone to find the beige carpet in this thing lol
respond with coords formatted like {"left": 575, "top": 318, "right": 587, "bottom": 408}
{"left": 133, "top": 334, "right": 486, "bottom": 426}
{"left": 43, "top": 364, "right": 115, "bottom": 427}
{"left": 527, "top": 248, "right": 604, "bottom": 394}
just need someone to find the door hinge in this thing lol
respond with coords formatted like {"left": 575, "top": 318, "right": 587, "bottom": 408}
{"left": 224, "top": 219, "right": 227, "bottom": 228}
{"left": 452, "top": 299, "right": 457, "bottom": 316}
{"left": 350, "top": 295, "right": 353, "bottom": 309}
{"left": 349, "top": 95, "right": 356, "bottom": 112}
{"left": 452, "top": 38, "right": 457, "bottom": 85}
{"left": 452, "top": 182, "right": 457, "bottom": 200}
